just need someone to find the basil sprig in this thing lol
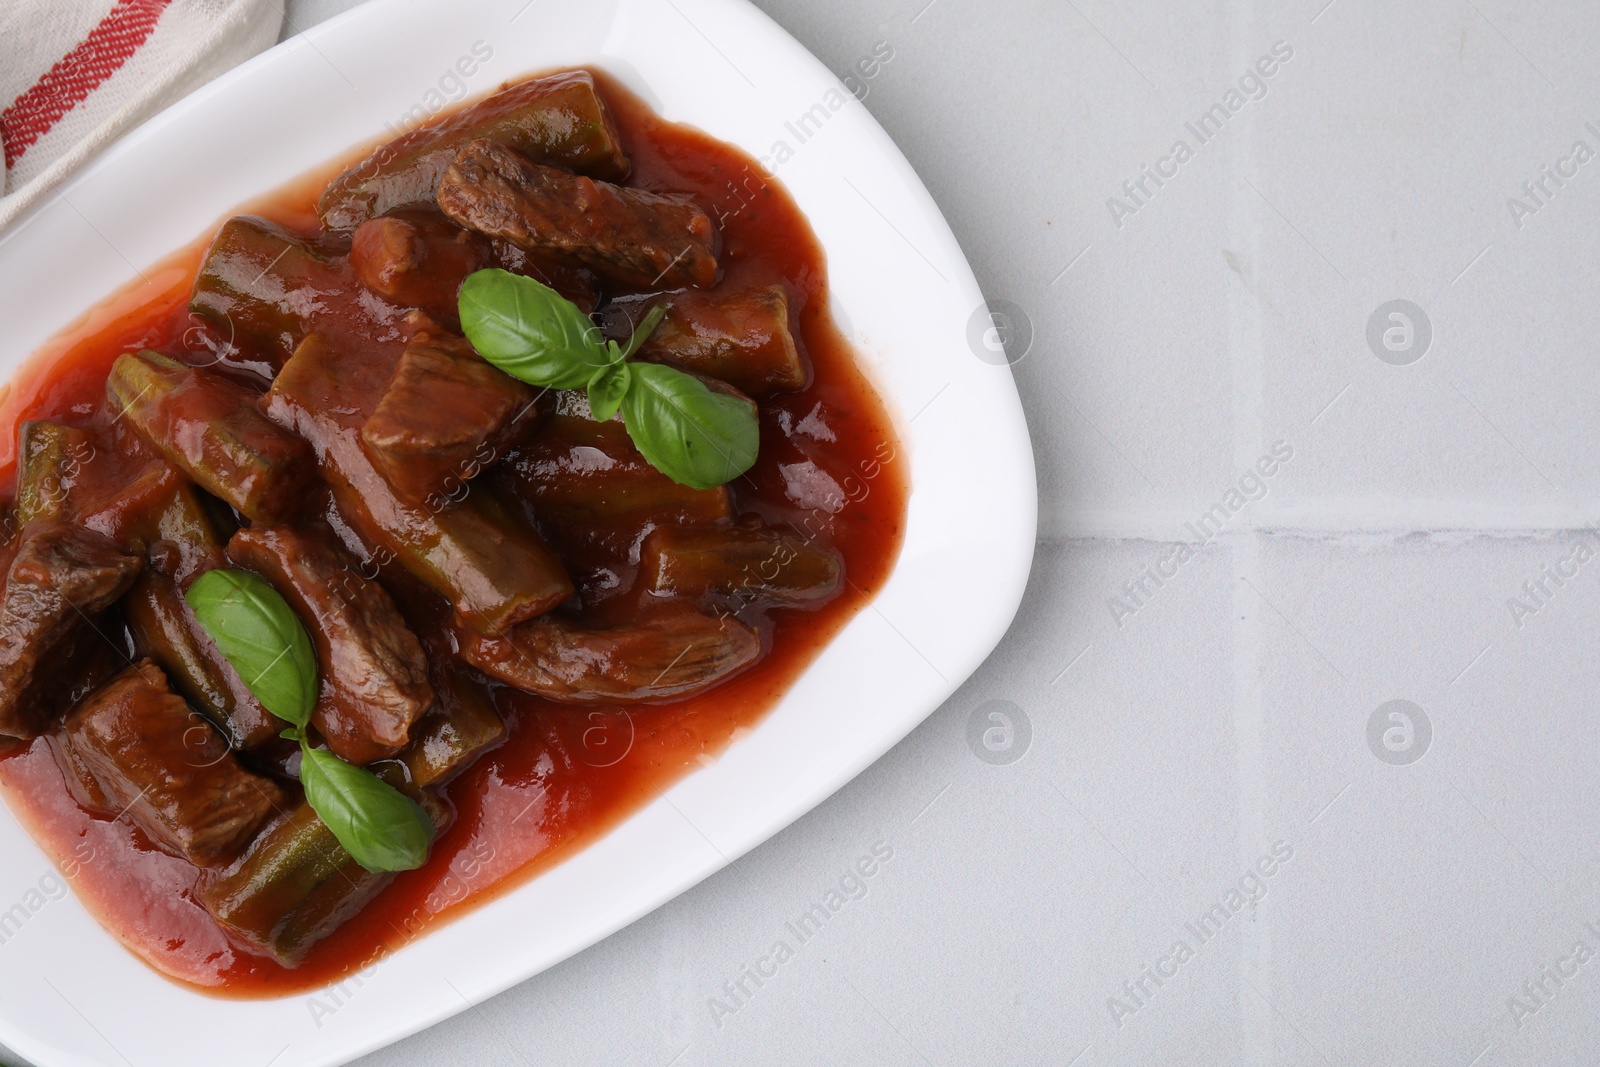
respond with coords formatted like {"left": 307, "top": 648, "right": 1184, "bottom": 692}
{"left": 187, "top": 570, "right": 434, "bottom": 873}
{"left": 459, "top": 269, "right": 760, "bottom": 490}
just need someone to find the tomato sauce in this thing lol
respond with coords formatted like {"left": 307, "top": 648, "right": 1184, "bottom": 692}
{"left": 0, "top": 70, "right": 907, "bottom": 996}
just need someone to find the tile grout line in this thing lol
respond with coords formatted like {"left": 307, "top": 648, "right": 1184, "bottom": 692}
{"left": 1037, "top": 505, "right": 1600, "bottom": 544}
{"left": 1230, "top": 4, "right": 1277, "bottom": 1056}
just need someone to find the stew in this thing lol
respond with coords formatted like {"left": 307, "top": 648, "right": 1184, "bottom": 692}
{"left": 0, "top": 67, "right": 906, "bottom": 995}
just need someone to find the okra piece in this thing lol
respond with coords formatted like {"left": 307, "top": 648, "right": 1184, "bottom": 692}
{"left": 14, "top": 422, "right": 96, "bottom": 528}
{"left": 607, "top": 286, "right": 806, "bottom": 396}
{"left": 202, "top": 791, "right": 451, "bottom": 965}
{"left": 502, "top": 413, "right": 732, "bottom": 531}
{"left": 79, "top": 457, "right": 227, "bottom": 586}
{"left": 456, "top": 609, "right": 761, "bottom": 704}
{"left": 147, "top": 480, "right": 229, "bottom": 586}
{"left": 189, "top": 216, "right": 342, "bottom": 365}
{"left": 386, "top": 667, "right": 504, "bottom": 789}
{"left": 107, "top": 350, "right": 314, "bottom": 524}
{"left": 201, "top": 803, "right": 379, "bottom": 966}
{"left": 266, "top": 334, "right": 573, "bottom": 633}
{"left": 124, "top": 571, "right": 279, "bottom": 749}
{"left": 639, "top": 523, "right": 842, "bottom": 604}
{"left": 319, "top": 69, "right": 630, "bottom": 232}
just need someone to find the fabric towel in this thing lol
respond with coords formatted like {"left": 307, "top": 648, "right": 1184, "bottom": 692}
{"left": 0, "top": 0, "right": 285, "bottom": 233}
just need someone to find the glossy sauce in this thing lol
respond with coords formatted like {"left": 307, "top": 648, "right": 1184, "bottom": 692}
{"left": 0, "top": 71, "right": 907, "bottom": 995}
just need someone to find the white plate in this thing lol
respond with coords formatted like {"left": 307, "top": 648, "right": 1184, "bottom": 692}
{"left": 0, "top": 1, "right": 1035, "bottom": 1064}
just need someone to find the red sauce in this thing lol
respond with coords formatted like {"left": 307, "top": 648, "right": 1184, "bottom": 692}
{"left": 0, "top": 70, "right": 907, "bottom": 995}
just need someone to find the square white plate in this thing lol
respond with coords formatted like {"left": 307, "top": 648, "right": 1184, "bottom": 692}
{"left": 0, "top": 1, "right": 1035, "bottom": 1064}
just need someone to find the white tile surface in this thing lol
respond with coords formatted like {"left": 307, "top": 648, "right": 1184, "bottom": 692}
{"left": 10, "top": 1, "right": 1600, "bottom": 1065}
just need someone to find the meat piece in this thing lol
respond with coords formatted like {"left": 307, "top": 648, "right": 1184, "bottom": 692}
{"left": 605, "top": 286, "right": 806, "bottom": 396}
{"left": 0, "top": 524, "right": 142, "bottom": 739}
{"left": 189, "top": 215, "right": 345, "bottom": 366}
{"left": 124, "top": 572, "right": 279, "bottom": 749}
{"left": 107, "top": 351, "right": 314, "bottom": 524}
{"left": 227, "top": 525, "right": 434, "bottom": 765}
{"left": 350, "top": 210, "right": 490, "bottom": 317}
{"left": 438, "top": 138, "right": 718, "bottom": 291}
{"left": 455, "top": 609, "right": 761, "bottom": 704}
{"left": 319, "top": 69, "right": 629, "bottom": 232}
{"left": 267, "top": 333, "right": 573, "bottom": 633}
{"left": 62, "top": 661, "right": 286, "bottom": 866}
{"left": 350, "top": 207, "right": 600, "bottom": 316}
{"left": 360, "top": 329, "right": 537, "bottom": 506}
{"left": 640, "top": 522, "right": 842, "bottom": 604}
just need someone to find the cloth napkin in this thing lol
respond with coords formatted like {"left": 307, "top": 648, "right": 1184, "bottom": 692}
{"left": 0, "top": 0, "right": 285, "bottom": 233}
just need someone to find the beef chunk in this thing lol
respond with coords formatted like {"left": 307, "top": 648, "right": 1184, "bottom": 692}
{"left": 63, "top": 661, "right": 286, "bottom": 866}
{"left": 360, "top": 329, "right": 537, "bottom": 506}
{"left": 491, "top": 406, "right": 732, "bottom": 606}
{"left": 503, "top": 411, "right": 732, "bottom": 534}
{"left": 605, "top": 286, "right": 805, "bottom": 396}
{"left": 227, "top": 526, "right": 434, "bottom": 765}
{"left": 0, "top": 524, "right": 142, "bottom": 739}
{"left": 437, "top": 138, "right": 718, "bottom": 291}
{"left": 350, "top": 210, "right": 490, "bottom": 318}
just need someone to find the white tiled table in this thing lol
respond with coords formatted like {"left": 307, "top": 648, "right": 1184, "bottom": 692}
{"left": 13, "top": 1, "right": 1600, "bottom": 1064}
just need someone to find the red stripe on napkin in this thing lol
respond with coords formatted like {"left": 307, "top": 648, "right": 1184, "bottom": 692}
{"left": 2, "top": 0, "right": 174, "bottom": 170}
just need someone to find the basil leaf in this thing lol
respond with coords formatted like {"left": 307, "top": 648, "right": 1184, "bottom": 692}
{"left": 620, "top": 363, "right": 760, "bottom": 490}
{"left": 458, "top": 269, "right": 608, "bottom": 389}
{"left": 459, "top": 269, "right": 758, "bottom": 487}
{"left": 299, "top": 746, "right": 434, "bottom": 873}
{"left": 587, "top": 360, "right": 631, "bottom": 422}
{"left": 186, "top": 569, "right": 318, "bottom": 729}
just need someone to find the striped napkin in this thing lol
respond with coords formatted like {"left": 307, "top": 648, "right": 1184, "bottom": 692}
{"left": 0, "top": 0, "right": 285, "bottom": 233}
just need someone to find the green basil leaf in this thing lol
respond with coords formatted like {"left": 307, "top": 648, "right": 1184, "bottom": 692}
{"left": 620, "top": 362, "right": 760, "bottom": 490}
{"left": 587, "top": 360, "right": 631, "bottom": 422}
{"left": 186, "top": 569, "right": 318, "bottom": 729}
{"left": 458, "top": 268, "right": 608, "bottom": 389}
{"left": 299, "top": 745, "right": 434, "bottom": 873}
